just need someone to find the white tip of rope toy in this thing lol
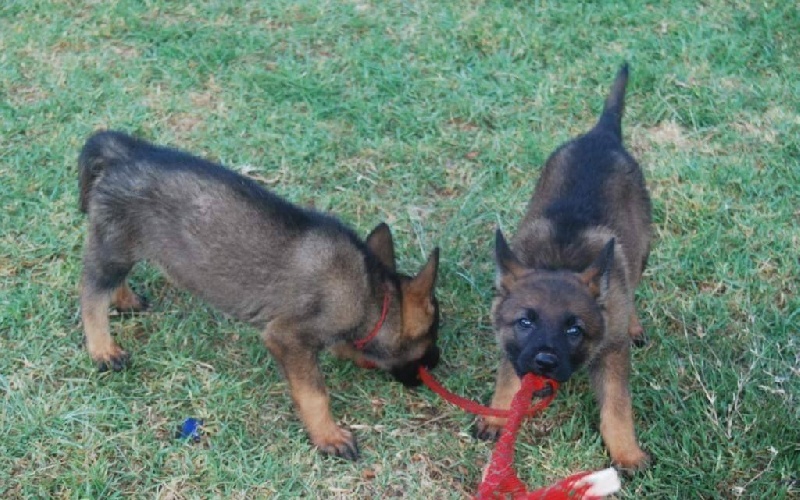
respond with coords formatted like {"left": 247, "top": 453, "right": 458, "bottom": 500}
{"left": 576, "top": 468, "right": 621, "bottom": 497}
{"left": 478, "top": 465, "right": 621, "bottom": 498}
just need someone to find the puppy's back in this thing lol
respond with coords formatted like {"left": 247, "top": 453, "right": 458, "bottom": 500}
{"left": 78, "top": 131, "right": 371, "bottom": 326}
{"left": 523, "top": 66, "right": 650, "bottom": 246}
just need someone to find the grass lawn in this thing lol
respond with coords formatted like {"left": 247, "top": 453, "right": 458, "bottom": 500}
{"left": 1, "top": 0, "right": 798, "bottom": 497}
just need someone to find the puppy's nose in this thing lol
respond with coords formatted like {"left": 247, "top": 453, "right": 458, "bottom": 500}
{"left": 533, "top": 352, "right": 559, "bottom": 372}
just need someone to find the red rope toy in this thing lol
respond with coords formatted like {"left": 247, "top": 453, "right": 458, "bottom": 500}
{"left": 420, "top": 367, "right": 617, "bottom": 499}
{"left": 417, "top": 366, "right": 558, "bottom": 418}
{"left": 353, "top": 298, "right": 619, "bottom": 498}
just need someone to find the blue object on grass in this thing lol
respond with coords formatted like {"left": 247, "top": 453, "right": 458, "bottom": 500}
{"left": 178, "top": 418, "right": 204, "bottom": 442}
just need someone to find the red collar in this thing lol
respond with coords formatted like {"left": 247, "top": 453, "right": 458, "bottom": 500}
{"left": 353, "top": 290, "right": 391, "bottom": 351}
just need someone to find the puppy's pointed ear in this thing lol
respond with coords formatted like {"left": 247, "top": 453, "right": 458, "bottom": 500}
{"left": 366, "top": 222, "right": 396, "bottom": 272}
{"left": 408, "top": 248, "right": 439, "bottom": 297}
{"left": 495, "top": 229, "right": 526, "bottom": 291}
{"left": 403, "top": 248, "right": 440, "bottom": 323}
{"left": 579, "top": 238, "right": 615, "bottom": 302}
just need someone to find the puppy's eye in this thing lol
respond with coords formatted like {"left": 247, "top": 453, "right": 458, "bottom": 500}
{"left": 516, "top": 317, "right": 533, "bottom": 330}
{"left": 565, "top": 325, "right": 584, "bottom": 338}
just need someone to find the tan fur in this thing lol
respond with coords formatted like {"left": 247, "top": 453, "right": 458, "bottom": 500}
{"left": 401, "top": 255, "right": 439, "bottom": 339}
{"left": 261, "top": 320, "right": 357, "bottom": 457}
{"left": 81, "top": 286, "right": 129, "bottom": 370}
{"left": 111, "top": 283, "right": 146, "bottom": 311}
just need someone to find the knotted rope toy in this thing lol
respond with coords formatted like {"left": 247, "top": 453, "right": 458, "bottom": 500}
{"left": 419, "top": 368, "right": 619, "bottom": 499}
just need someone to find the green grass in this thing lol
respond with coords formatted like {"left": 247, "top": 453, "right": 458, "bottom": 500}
{"left": 1, "top": 0, "right": 798, "bottom": 497}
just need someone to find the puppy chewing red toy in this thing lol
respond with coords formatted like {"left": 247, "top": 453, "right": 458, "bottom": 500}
{"left": 353, "top": 321, "right": 620, "bottom": 497}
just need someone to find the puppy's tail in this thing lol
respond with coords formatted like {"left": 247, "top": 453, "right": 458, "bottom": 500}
{"left": 595, "top": 63, "right": 629, "bottom": 140}
{"left": 78, "top": 130, "right": 139, "bottom": 213}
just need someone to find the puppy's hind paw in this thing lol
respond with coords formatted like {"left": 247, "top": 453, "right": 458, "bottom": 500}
{"left": 628, "top": 314, "right": 647, "bottom": 348}
{"left": 111, "top": 286, "right": 150, "bottom": 314}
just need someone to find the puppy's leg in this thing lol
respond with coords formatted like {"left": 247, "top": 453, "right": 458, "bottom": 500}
{"left": 590, "top": 346, "right": 650, "bottom": 471}
{"left": 474, "top": 358, "right": 520, "bottom": 441}
{"left": 262, "top": 322, "right": 358, "bottom": 460}
{"left": 111, "top": 282, "right": 148, "bottom": 313}
{"left": 628, "top": 311, "right": 646, "bottom": 347}
{"left": 81, "top": 274, "right": 131, "bottom": 372}
{"left": 81, "top": 225, "right": 137, "bottom": 371}
{"left": 330, "top": 343, "right": 373, "bottom": 368}
{"left": 329, "top": 343, "right": 360, "bottom": 363}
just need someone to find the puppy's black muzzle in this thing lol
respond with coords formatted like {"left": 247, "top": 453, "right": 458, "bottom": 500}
{"left": 390, "top": 345, "right": 440, "bottom": 387}
{"left": 508, "top": 344, "right": 573, "bottom": 383}
{"left": 533, "top": 352, "right": 559, "bottom": 372}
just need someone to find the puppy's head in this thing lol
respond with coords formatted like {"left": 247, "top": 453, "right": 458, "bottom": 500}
{"left": 361, "top": 223, "right": 441, "bottom": 387}
{"left": 492, "top": 230, "right": 614, "bottom": 382}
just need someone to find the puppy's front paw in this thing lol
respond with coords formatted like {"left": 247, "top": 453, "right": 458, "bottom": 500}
{"left": 473, "top": 416, "right": 507, "bottom": 441}
{"left": 312, "top": 425, "right": 359, "bottom": 461}
{"left": 89, "top": 343, "right": 130, "bottom": 372}
{"left": 611, "top": 447, "right": 651, "bottom": 474}
{"left": 95, "top": 346, "right": 131, "bottom": 373}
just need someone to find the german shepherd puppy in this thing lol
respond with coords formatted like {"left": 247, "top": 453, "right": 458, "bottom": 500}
{"left": 474, "top": 65, "right": 652, "bottom": 471}
{"left": 78, "top": 131, "right": 441, "bottom": 460}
